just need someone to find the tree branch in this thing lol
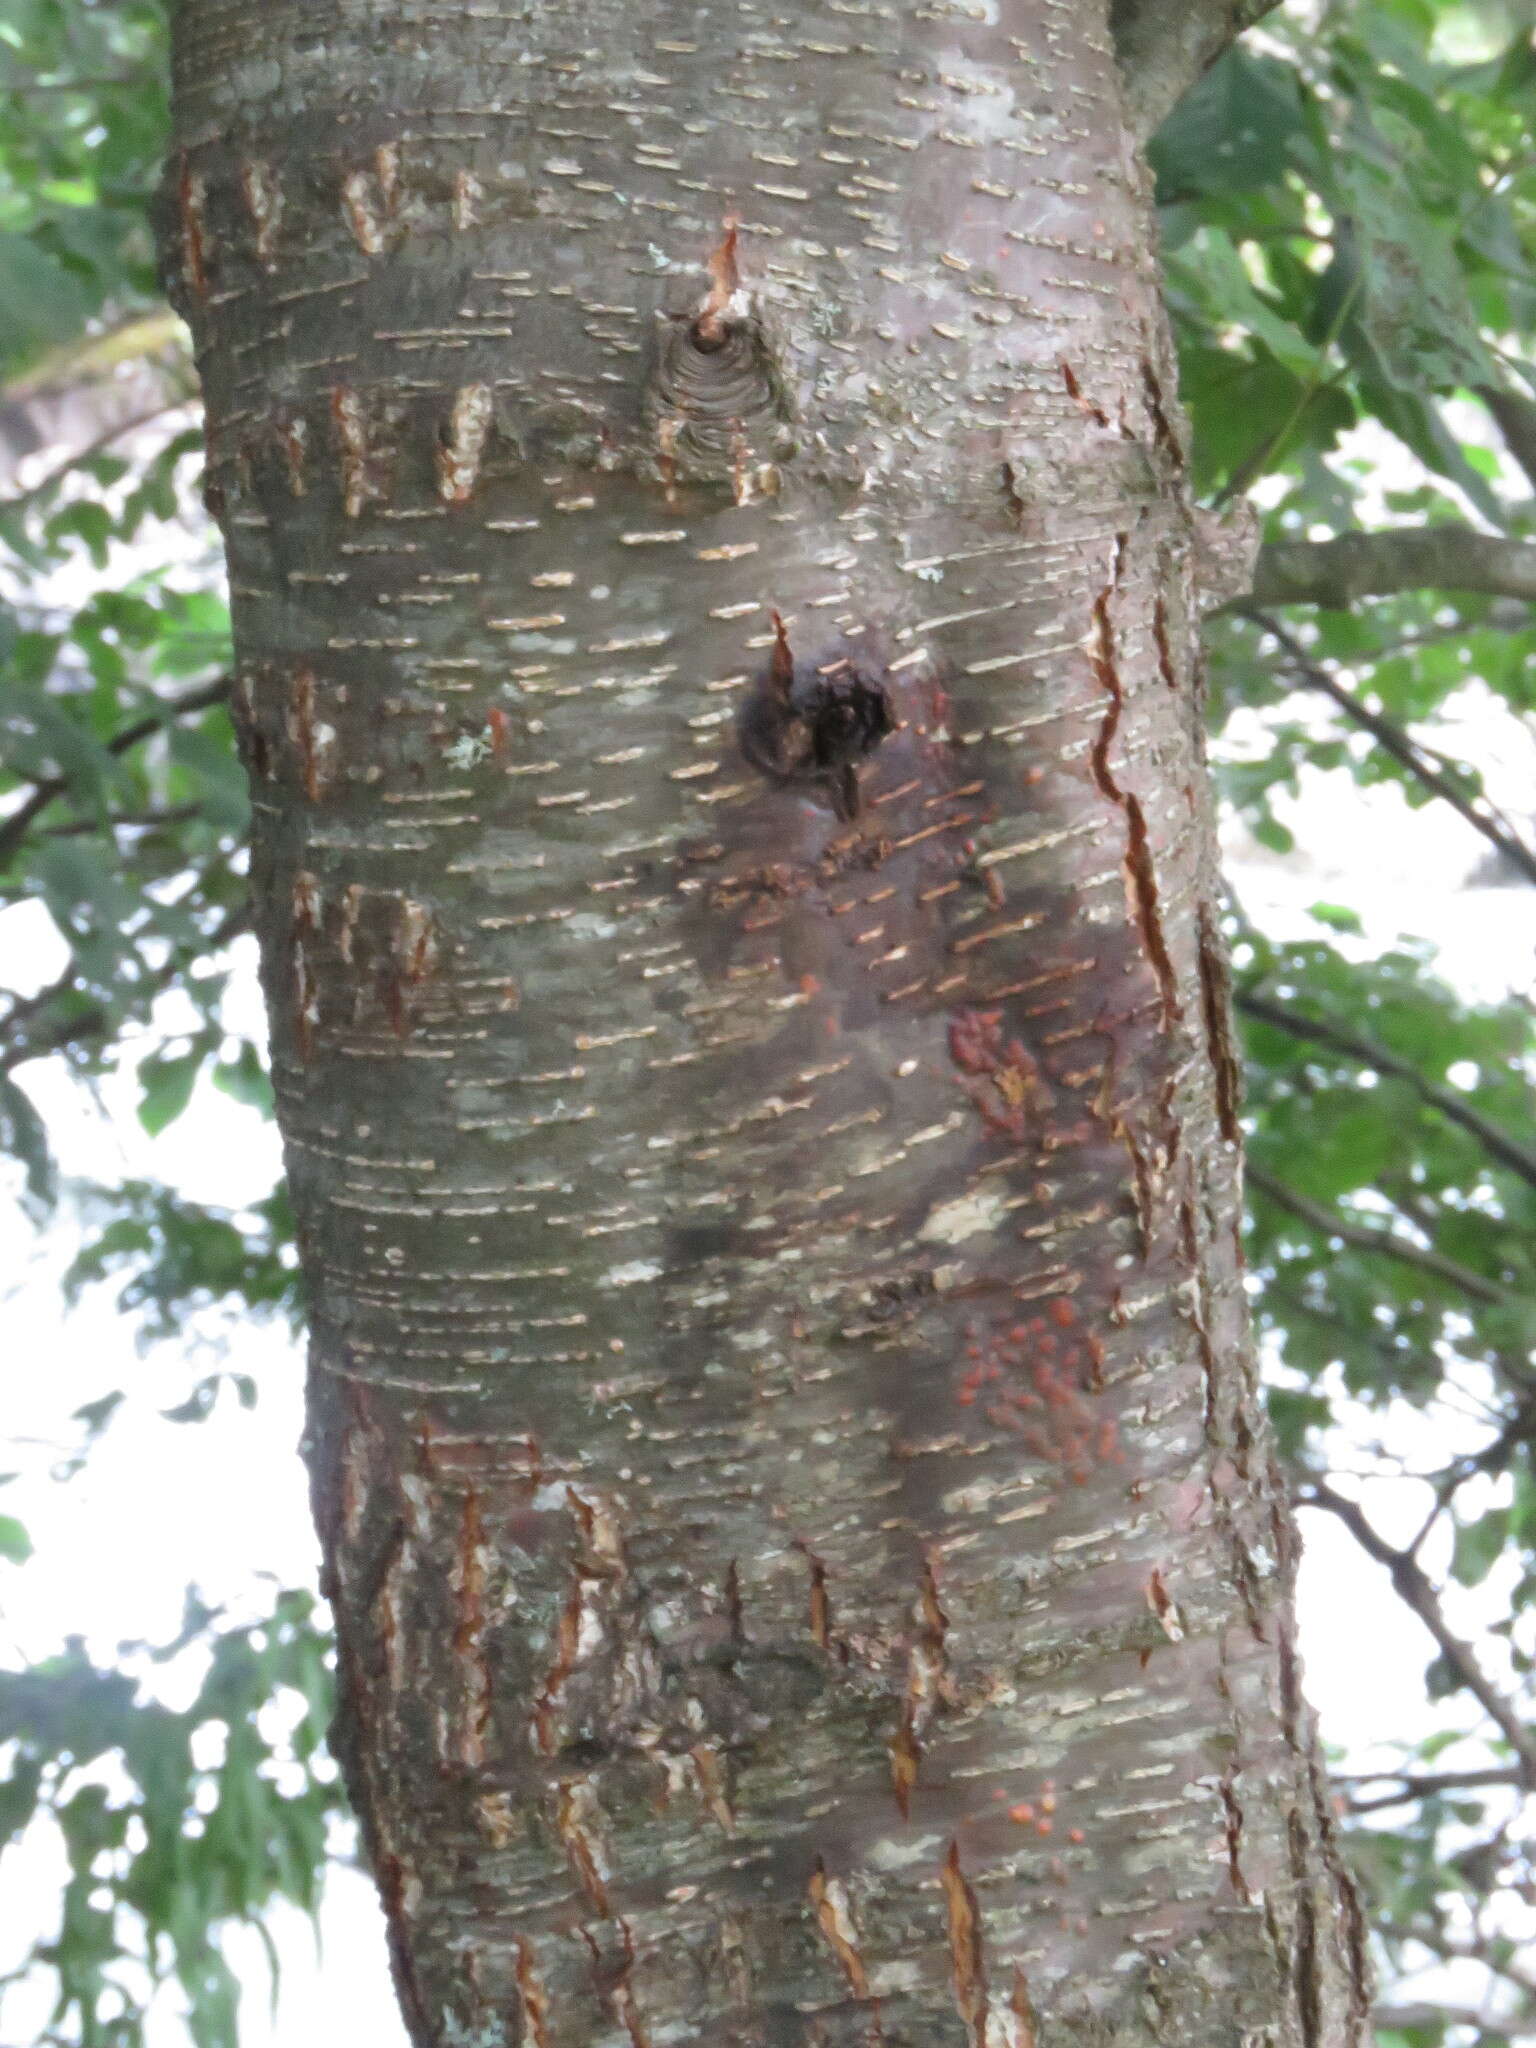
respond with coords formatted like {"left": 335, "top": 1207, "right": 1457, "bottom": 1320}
{"left": 1340, "top": 1767, "right": 1526, "bottom": 1815}
{"left": 1478, "top": 384, "right": 1536, "bottom": 497}
{"left": 0, "top": 900, "right": 250, "bottom": 1076}
{"left": 1375, "top": 2004, "right": 1535, "bottom": 2038}
{"left": 0, "top": 400, "right": 190, "bottom": 519}
{"left": 0, "top": 675, "right": 231, "bottom": 871}
{"left": 1303, "top": 1479, "right": 1536, "bottom": 1785}
{"left": 1377, "top": 1922, "right": 1536, "bottom": 2006}
{"left": 1249, "top": 526, "right": 1536, "bottom": 609}
{"left": 1247, "top": 1165, "right": 1511, "bottom": 1307}
{"left": 1111, "top": 0, "right": 1282, "bottom": 142}
{"left": 2, "top": 310, "right": 187, "bottom": 404}
{"left": 1236, "top": 989, "right": 1536, "bottom": 1193}
{"left": 1244, "top": 611, "right": 1536, "bottom": 888}
{"left": 41, "top": 803, "right": 207, "bottom": 839}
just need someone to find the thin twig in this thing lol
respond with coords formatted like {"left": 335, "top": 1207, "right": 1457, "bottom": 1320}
{"left": 1375, "top": 2004, "right": 1535, "bottom": 2039}
{"left": 1237, "top": 990, "right": 1536, "bottom": 1191}
{"left": 1248, "top": 1165, "right": 1512, "bottom": 1306}
{"left": 1243, "top": 610, "right": 1536, "bottom": 887}
{"left": 1479, "top": 383, "right": 1536, "bottom": 498}
{"left": 1304, "top": 1479, "right": 1536, "bottom": 1784}
{"left": 1340, "top": 1766, "right": 1526, "bottom": 1814}
{"left": 0, "top": 900, "right": 250, "bottom": 1075}
{"left": 1377, "top": 1920, "right": 1536, "bottom": 2004}
{"left": 0, "top": 400, "right": 190, "bottom": 519}
{"left": 0, "top": 675, "right": 231, "bottom": 870}
{"left": 41, "top": 802, "right": 207, "bottom": 838}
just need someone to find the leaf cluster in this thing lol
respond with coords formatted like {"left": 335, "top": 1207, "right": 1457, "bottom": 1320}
{"left": 0, "top": 1595, "right": 340, "bottom": 2048}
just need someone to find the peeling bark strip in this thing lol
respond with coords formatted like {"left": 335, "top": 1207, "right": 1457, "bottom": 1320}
{"left": 810, "top": 1859, "right": 874, "bottom": 2002}
{"left": 164, "top": 3, "right": 1367, "bottom": 2045}
{"left": 941, "top": 1842, "right": 990, "bottom": 2044}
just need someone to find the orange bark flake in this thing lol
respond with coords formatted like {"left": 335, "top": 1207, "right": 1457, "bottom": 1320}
{"left": 940, "top": 1842, "right": 989, "bottom": 2045}
{"left": 694, "top": 215, "right": 741, "bottom": 348}
{"left": 809, "top": 1859, "right": 871, "bottom": 2001}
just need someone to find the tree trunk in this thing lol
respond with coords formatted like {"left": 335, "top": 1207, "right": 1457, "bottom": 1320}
{"left": 162, "top": 4, "right": 1371, "bottom": 2043}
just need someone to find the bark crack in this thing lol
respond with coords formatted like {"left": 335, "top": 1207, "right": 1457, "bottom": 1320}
{"left": 1087, "top": 550, "right": 1183, "bottom": 1032}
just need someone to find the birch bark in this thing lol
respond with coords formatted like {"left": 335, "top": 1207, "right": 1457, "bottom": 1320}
{"left": 163, "top": 3, "right": 1370, "bottom": 2042}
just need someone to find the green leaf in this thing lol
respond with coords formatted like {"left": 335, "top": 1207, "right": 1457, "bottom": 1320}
{"left": 1168, "top": 229, "right": 1319, "bottom": 377}
{"left": 1150, "top": 46, "right": 1309, "bottom": 199}
{"left": 1308, "top": 902, "right": 1365, "bottom": 935}
{"left": 210, "top": 1042, "right": 273, "bottom": 1116}
{"left": 137, "top": 1046, "right": 203, "bottom": 1137}
{"left": 1252, "top": 814, "right": 1296, "bottom": 854}
{"left": 0, "top": 1073, "right": 57, "bottom": 1214}
{"left": 1451, "top": 1509, "right": 1509, "bottom": 1590}
{"left": 72, "top": 1390, "right": 127, "bottom": 1439}
{"left": 0, "top": 230, "right": 92, "bottom": 368}
{"left": 0, "top": 1514, "right": 33, "bottom": 1564}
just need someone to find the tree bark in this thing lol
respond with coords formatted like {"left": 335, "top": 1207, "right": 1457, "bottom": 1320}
{"left": 162, "top": 4, "right": 1369, "bottom": 2044}
{"left": 1109, "top": 0, "right": 1281, "bottom": 142}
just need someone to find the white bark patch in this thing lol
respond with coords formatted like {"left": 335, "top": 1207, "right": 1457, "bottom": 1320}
{"left": 865, "top": 1831, "right": 944, "bottom": 1871}
{"left": 919, "top": 1186, "right": 1009, "bottom": 1245}
{"left": 603, "top": 1259, "right": 661, "bottom": 1289}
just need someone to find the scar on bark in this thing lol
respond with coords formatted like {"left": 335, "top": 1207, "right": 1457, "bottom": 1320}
{"left": 177, "top": 152, "right": 209, "bottom": 301}
{"left": 287, "top": 666, "right": 329, "bottom": 802}
{"left": 515, "top": 1937, "right": 553, "bottom": 2048}
{"left": 291, "top": 939, "right": 316, "bottom": 1061}
{"left": 1144, "top": 1566, "right": 1185, "bottom": 1644}
{"left": 1152, "top": 592, "right": 1178, "bottom": 690}
{"left": 330, "top": 385, "right": 375, "bottom": 518}
{"left": 556, "top": 1776, "right": 612, "bottom": 1915}
{"left": 737, "top": 612, "right": 894, "bottom": 822}
{"left": 1219, "top": 1766, "right": 1251, "bottom": 1901}
{"left": 384, "top": 898, "right": 438, "bottom": 1037}
{"left": 1196, "top": 901, "right": 1243, "bottom": 1142}
{"left": 275, "top": 412, "right": 308, "bottom": 496}
{"left": 691, "top": 1742, "right": 736, "bottom": 1833}
{"left": 375, "top": 1847, "right": 434, "bottom": 2044}
{"left": 1086, "top": 548, "right": 1182, "bottom": 1030}
{"left": 1142, "top": 355, "right": 1183, "bottom": 467}
{"left": 1288, "top": 1808, "right": 1325, "bottom": 2048}
{"left": 581, "top": 1919, "right": 655, "bottom": 2048}
{"left": 238, "top": 159, "right": 282, "bottom": 270}
{"left": 941, "top": 1842, "right": 990, "bottom": 2045}
{"left": 797, "top": 1542, "right": 834, "bottom": 1652}
{"left": 1061, "top": 358, "right": 1109, "bottom": 430}
{"left": 890, "top": 1556, "right": 949, "bottom": 1816}
{"left": 436, "top": 381, "right": 493, "bottom": 505}
{"left": 692, "top": 215, "right": 740, "bottom": 351}
{"left": 724, "top": 1558, "right": 745, "bottom": 1648}
{"left": 451, "top": 1486, "right": 491, "bottom": 1766}
{"left": 809, "top": 1859, "right": 872, "bottom": 2000}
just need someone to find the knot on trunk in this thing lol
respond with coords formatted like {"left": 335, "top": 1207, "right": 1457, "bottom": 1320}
{"left": 647, "top": 224, "right": 793, "bottom": 484}
{"left": 647, "top": 314, "right": 793, "bottom": 479}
